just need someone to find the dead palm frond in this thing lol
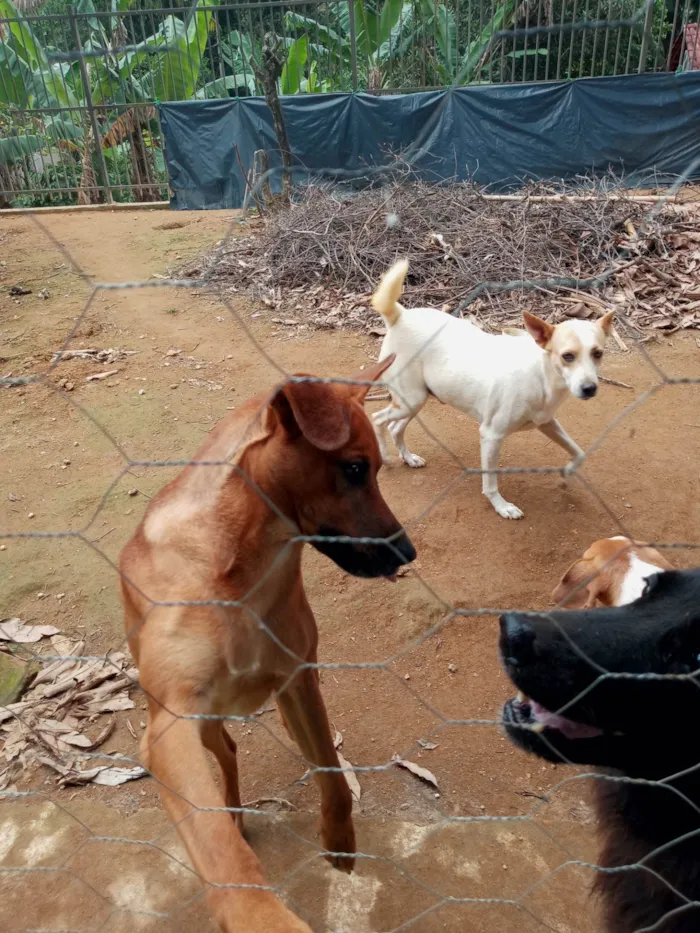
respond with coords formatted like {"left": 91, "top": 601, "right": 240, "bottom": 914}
{"left": 101, "top": 106, "right": 157, "bottom": 149}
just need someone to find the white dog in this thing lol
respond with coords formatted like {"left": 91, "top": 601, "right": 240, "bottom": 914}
{"left": 370, "top": 259, "right": 614, "bottom": 520}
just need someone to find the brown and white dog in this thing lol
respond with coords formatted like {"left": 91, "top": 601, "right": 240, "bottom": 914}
{"left": 119, "top": 359, "right": 415, "bottom": 933}
{"left": 552, "top": 536, "right": 672, "bottom": 609}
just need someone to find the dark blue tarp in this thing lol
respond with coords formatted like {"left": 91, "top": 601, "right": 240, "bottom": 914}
{"left": 159, "top": 72, "right": 700, "bottom": 211}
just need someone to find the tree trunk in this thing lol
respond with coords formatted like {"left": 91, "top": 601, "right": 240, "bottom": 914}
{"left": 251, "top": 34, "right": 292, "bottom": 205}
{"left": 77, "top": 124, "right": 100, "bottom": 206}
{"left": 128, "top": 123, "right": 160, "bottom": 202}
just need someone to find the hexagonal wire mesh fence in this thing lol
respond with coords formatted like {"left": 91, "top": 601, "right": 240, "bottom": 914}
{"left": 2, "top": 3, "right": 700, "bottom": 932}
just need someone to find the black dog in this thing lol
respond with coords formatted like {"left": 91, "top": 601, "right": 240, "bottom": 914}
{"left": 500, "top": 568, "right": 700, "bottom": 933}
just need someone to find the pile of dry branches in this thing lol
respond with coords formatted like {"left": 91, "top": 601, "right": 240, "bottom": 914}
{"left": 195, "top": 178, "right": 700, "bottom": 335}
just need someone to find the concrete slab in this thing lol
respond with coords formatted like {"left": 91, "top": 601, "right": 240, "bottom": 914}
{"left": 0, "top": 794, "right": 599, "bottom": 932}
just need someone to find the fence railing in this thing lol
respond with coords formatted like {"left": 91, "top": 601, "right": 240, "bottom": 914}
{"left": 0, "top": 0, "right": 698, "bottom": 208}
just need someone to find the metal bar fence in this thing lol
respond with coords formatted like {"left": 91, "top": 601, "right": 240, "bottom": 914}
{"left": 0, "top": 0, "right": 693, "bottom": 207}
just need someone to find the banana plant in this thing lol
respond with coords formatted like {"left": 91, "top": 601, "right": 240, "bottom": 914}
{"left": 375, "top": 0, "right": 455, "bottom": 81}
{"left": 116, "top": 0, "right": 213, "bottom": 102}
{"left": 284, "top": 0, "right": 410, "bottom": 89}
{"left": 0, "top": 0, "right": 220, "bottom": 203}
{"left": 453, "top": 0, "right": 517, "bottom": 84}
{"left": 0, "top": 0, "right": 79, "bottom": 110}
{"left": 284, "top": 0, "right": 521, "bottom": 87}
{"left": 217, "top": 28, "right": 324, "bottom": 96}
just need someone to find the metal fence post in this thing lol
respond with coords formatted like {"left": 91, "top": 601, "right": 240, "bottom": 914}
{"left": 348, "top": 1, "right": 358, "bottom": 91}
{"left": 68, "top": 5, "right": 113, "bottom": 204}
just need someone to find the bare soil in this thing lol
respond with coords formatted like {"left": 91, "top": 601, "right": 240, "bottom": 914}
{"left": 1, "top": 208, "right": 699, "bottom": 933}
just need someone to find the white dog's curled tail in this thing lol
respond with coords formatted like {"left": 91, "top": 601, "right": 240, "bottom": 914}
{"left": 371, "top": 258, "right": 408, "bottom": 327}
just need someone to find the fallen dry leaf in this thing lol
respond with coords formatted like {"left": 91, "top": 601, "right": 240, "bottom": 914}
{"left": 90, "top": 765, "right": 147, "bottom": 786}
{"left": 82, "top": 696, "right": 135, "bottom": 714}
{"left": 0, "top": 635, "right": 138, "bottom": 791}
{"left": 0, "top": 618, "right": 60, "bottom": 643}
{"left": 54, "top": 763, "right": 147, "bottom": 787}
{"left": 417, "top": 738, "right": 439, "bottom": 751}
{"left": 337, "top": 751, "right": 361, "bottom": 802}
{"left": 392, "top": 754, "right": 439, "bottom": 788}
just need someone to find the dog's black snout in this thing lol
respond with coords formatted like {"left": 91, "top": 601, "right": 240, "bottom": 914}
{"left": 394, "top": 532, "right": 416, "bottom": 565}
{"left": 580, "top": 382, "right": 597, "bottom": 399}
{"left": 500, "top": 612, "right": 537, "bottom": 665}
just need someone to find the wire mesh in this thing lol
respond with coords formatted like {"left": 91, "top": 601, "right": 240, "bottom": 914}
{"left": 2, "top": 2, "right": 700, "bottom": 932}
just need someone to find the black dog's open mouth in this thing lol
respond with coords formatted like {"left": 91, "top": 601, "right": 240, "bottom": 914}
{"left": 503, "top": 692, "right": 603, "bottom": 740}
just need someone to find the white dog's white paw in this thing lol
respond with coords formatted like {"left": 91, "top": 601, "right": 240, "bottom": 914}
{"left": 402, "top": 452, "right": 426, "bottom": 469}
{"left": 490, "top": 496, "right": 523, "bottom": 520}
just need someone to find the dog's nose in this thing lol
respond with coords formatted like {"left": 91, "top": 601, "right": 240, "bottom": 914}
{"left": 500, "top": 613, "right": 537, "bottom": 665}
{"left": 394, "top": 532, "right": 416, "bottom": 565}
{"left": 580, "top": 382, "right": 597, "bottom": 399}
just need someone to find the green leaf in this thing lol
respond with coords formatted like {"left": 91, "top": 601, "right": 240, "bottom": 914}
{"left": 283, "top": 12, "right": 346, "bottom": 50}
{"left": 44, "top": 114, "right": 84, "bottom": 142}
{"left": 226, "top": 29, "right": 254, "bottom": 60}
{"left": 432, "top": 3, "right": 456, "bottom": 76}
{"left": 0, "top": 0, "right": 47, "bottom": 70}
{"left": 122, "top": 0, "right": 213, "bottom": 102}
{"left": 280, "top": 35, "right": 308, "bottom": 95}
{"left": 75, "top": 0, "right": 100, "bottom": 35}
{"left": 376, "top": 2, "right": 414, "bottom": 63}
{"left": 352, "top": 1, "right": 371, "bottom": 62}
{"left": 375, "top": 0, "right": 406, "bottom": 57}
{"left": 329, "top": 1, "right": 351, "bottom": 36}
{"left": 194, "top": 74, "right": 255, "bottom": 97}
{"left": 506, "top": 48, "right": 548, "bottom": 59}
{"left": 0, "top": 40, "right": 30, "bottom": 107}
{"left": 0, "top": 133, "right": 43, "bottom": 163}
{"left": 221, "top": 29, "right": 258, "bottom": 86}
{"left": 455, "top": 0, "right": 516, "bottom": 85}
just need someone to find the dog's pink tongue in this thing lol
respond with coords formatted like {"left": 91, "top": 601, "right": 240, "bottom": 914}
{"left": 531, "top": 701, "right": 602, "bottom": 739}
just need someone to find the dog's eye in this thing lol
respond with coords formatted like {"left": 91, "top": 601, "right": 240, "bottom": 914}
{"left": 340, "top": 459, "right": 369, "bottom": 486}
{"left": 642, "top": 573, "right": 662, "bottom": 599}
{"left": 592, "top": 349, "right": 604, "bottom": 360}
{"left": 562, "top": 352, "right": 576, "bottom": 363}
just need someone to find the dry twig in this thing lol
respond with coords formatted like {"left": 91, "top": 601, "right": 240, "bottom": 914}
{"left": 185, "top": 174, "right": 700, "bottom": 337}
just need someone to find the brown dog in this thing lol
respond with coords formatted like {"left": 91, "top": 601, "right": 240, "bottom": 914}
{"left": 119, "top": 358, "right": 415, "bottom": 933}
{"left": 552, "top": 536, "right": 672, "bottom": 608}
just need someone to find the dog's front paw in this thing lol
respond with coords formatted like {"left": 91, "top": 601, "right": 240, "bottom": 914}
{"left": 498, "top": 502, "right": 524, "bottom": 520}
{"left": 488, "top": 495, "right": 524, "bottom": 520}
{"left": 327, "top": 851, "right": 355, "bottom": 873}
{"left": 402, "top": 452, "right": 426, "bottom": 469}
{"left": 322, "top": 820, "right": 356, "bottom": 874}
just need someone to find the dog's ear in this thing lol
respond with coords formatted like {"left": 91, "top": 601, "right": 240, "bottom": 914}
{"left": 348, "top": 354, "right": 396, "bottom": 401}
{"left": 598, "top": 310, "right": 615, "bottom": 336}
{"left": 632, "top": 542, "right": 673, "bottom": 571}
{"left": 523, "top": 312, "right": 555, "bottom": 349}
{"left": 552, "top": 558, "right": 599, "bottom": 609}
{"left": 273, "top": 377, "right": 351, "bottom": 451}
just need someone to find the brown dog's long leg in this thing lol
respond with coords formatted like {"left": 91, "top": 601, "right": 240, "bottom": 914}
{"left": 276, "top": 669, "right": 355, "bottom": 873}
{"left": 202, "top": 722, "right": 243, "bottom": 831}
{"left": 144, "top": 705, "right": 311, "bottom": 933}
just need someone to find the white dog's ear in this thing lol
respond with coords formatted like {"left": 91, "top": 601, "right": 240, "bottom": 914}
{"left": 523, "top": 311, "right": 555, "bottom": 349}
{"left": 599, "top": 311, "right": 615, "bottom": 335}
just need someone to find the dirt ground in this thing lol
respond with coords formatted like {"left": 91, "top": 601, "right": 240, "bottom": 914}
{"left": 1, "top": 208, "right": 699, "bottom": 933}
